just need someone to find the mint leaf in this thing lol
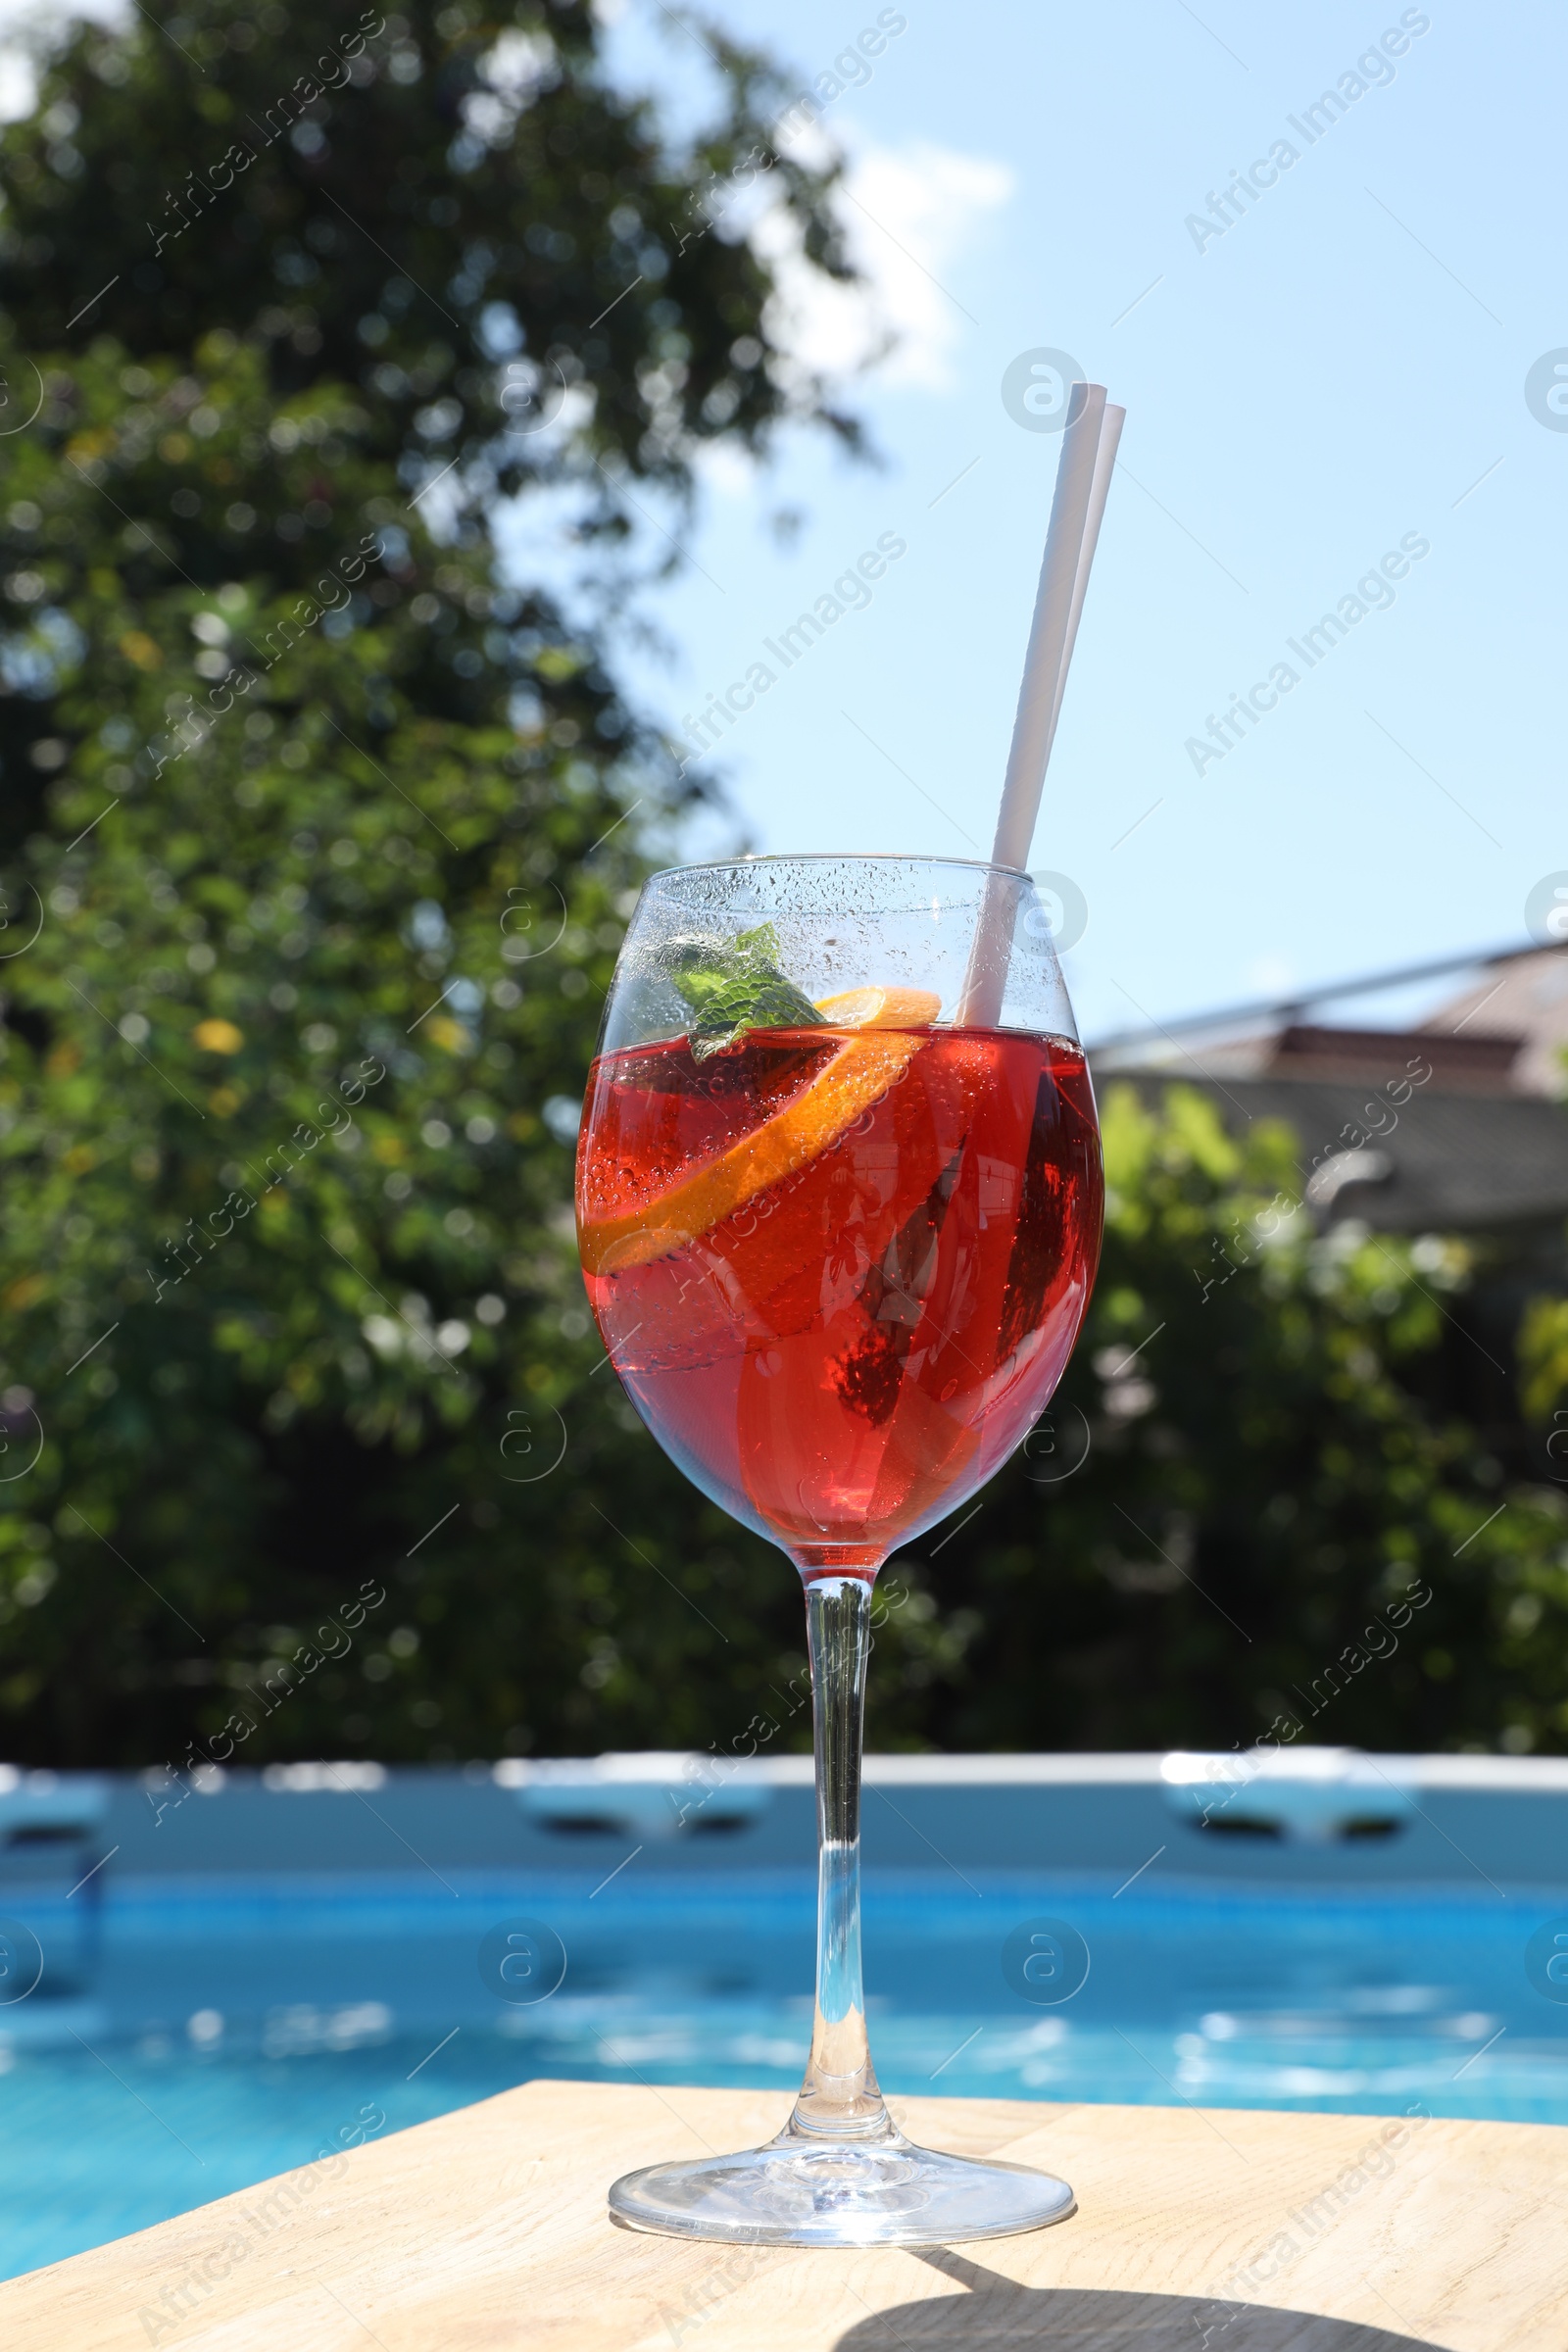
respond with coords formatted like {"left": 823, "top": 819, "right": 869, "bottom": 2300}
{"left": 667, "top": 923, "right": 826, "bottom": 1059}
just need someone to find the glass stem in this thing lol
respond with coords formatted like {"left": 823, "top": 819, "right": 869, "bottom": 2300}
{"left": 787, "top": 1573, "right": 893, "bottom": 2141}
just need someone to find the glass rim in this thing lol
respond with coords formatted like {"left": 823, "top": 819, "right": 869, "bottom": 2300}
{"left": 640, "top": 852, "right": 1035, "bottom": 886}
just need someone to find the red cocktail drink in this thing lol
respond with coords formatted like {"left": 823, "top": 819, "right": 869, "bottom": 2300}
{"left": 586, "top": 861, "right": 1102, "bottom": 2243}
{"left": 577, "top": 1021, "right": 1102, "bottom": 1569}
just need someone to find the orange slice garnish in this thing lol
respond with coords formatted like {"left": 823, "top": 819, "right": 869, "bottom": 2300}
{"left": 580, "top": 990, "right": 942, "bottom": 1277}
{"left": 813, "top": 986, "right": 942, "bottom": 1029}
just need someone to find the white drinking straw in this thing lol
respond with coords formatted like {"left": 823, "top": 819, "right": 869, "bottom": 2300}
{"left": 991, "top": 381, "right": 1107, "bottom": 872}
{"left": 1041, "top": 397, "right": 1124, "bottom": 783}
{"left": 957, "top": 382, "right": 1124, "bottom": 1026}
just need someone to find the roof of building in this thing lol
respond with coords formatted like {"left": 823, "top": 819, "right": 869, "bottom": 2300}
{"left": 1266, "top": 1023, "right": 1525, "bottom": 1090}
{"left": 1089, "top": 946, "right": 1568, "bottom": 1237}
{"left": 1421, "top": 947, "right": 1568, "bottom": 1097}
{"left": 1093, "top": 945, "right": 1568, "bottom": 1100}
{"left": 1098, "top": 1069, "right": 1568, "bottom": 1236}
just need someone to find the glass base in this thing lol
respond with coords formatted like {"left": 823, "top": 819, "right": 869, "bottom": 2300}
{"left": 608, "top": 2119, "right": 1075, "bottom": 2248}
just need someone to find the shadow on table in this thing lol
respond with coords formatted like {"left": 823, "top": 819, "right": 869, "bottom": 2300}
{"left": 833, "top": 2248, "right": 1444, "bottom": 2352}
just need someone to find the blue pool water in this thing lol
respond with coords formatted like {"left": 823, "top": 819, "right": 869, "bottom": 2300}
{"left": 3, "top": 1867, "right": 1567, "bottom": 2280}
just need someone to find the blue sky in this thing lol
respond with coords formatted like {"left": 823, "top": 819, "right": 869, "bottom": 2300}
{"left": 586, "top": 0, "right": 1565, "bottom": 1043}
{"left": 12, "top": 1, "right": 1563, "bottom": 1044}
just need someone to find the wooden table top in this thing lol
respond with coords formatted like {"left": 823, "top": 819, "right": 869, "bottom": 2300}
{"left": 3, "top": 2079, "right": 1561, "bottom": 2350}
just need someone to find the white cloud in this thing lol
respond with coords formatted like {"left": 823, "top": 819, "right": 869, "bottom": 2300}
{"left": 758, "top": 140, "right": 1013, "bottom": 397}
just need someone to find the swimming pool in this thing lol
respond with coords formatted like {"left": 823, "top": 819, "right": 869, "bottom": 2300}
{"left": 4, "top": 1863, "right": 1566, "bottom": 2281}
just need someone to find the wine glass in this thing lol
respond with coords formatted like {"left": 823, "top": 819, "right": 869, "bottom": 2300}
{"left": 576, "top": 855, "right": 1102, "bottom": 2246}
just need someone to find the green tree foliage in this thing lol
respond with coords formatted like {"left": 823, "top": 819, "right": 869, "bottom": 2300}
{"left": 912, "top": 1085, "right": 1568, "bottom": 1757}
{"left": 0, "top": 0, "right": 889, "bottom": 1767}
{"left": 1520, "top": 1295, "right": 1568, "bottom": 1431}
{"left": 0, "top": 3, "right": 1563, "bottom": 1772}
